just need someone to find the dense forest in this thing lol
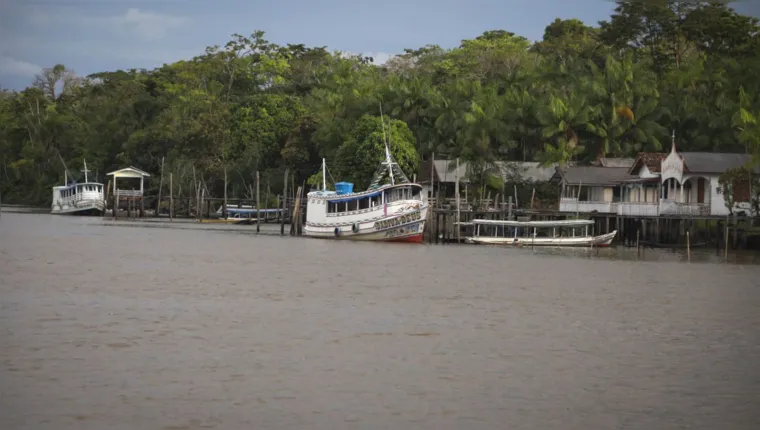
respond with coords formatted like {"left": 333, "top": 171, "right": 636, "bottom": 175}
{"left": 1, "top": 1, "right": 760, "bottom": 206}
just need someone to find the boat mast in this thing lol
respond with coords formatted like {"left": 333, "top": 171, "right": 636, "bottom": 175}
{"left": 379, "top": 103, "right": 395, "bottom": 186}
{"left": 322, "top": 158, "right": 326, "bottom": 192}
{"left": 82, "top": 159, "right": 90, "bottom": 183}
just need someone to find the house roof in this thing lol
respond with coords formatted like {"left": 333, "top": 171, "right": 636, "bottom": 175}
{"left": 552, "top": 166, "right": 636, "bottom": 186}
{"left": 106, "top": 166, "right": 151, "bottom": 178}
{"left": 629, "top": 153, "right": 666, "bottom": 174}
{"left": 418, "top": 160, "right": 559, "bottom": 184}
{"left": 598, "top": 157, "right": 635, "bottom": 168}
{"left": 680, "top": 152, "right": 760, "bottom": 174}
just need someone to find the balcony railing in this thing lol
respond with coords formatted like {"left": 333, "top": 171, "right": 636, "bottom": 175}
{"left": 617, "top": 202, "right": 659, "bottom": 216}
{"left": 559, "top": 198, "right": 617, "bottom": 214}
{"left": 114, "top": 189, "right": 143, "bottom": 197}
{"left": 659, "top": 200, "right": 709, "bottom": 216}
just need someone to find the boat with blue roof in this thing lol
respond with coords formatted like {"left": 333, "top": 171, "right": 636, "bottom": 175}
{"left": 303, "top": 144, "right": 428, "bottom": 243}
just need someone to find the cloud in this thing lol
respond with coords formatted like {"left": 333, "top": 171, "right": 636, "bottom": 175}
{"left": 337, "top": 51, "right": 396, "bottom": 65}
{"left": 24, "top": 5, "right": 190, "bottom": 42}
{"left": 0, "top": 55, "right": 42, "bottom": 77}
{"left": 367, "top": 52, "right": 394, "bottom": 65}
{"left": 111, "top": 8, "right": 190, "bottom": 42}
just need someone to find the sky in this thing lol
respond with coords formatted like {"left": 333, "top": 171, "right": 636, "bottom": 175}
{"left": 1, "top": 0, "right": 758, "bottom": 90}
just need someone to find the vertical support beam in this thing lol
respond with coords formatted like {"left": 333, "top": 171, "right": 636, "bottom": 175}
{"left": 222, "top": 165, "right": 228, "bottom": 219}
{"left": 455, "top": 158, "right": 460, "bottom": 243}
{"left": 256, "top": 171, "right": 261, "bottom": 233}
{"left": 169, "top": 173, "right": 173, "bottom": 222}
{"left": 281, "top": 168, "right": 289, "bottom": 235}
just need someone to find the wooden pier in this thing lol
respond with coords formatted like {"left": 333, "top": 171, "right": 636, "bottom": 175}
{"left": 428, "top": 206, "right": 759, "bottom": 252}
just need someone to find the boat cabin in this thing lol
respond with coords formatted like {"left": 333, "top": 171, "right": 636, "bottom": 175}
{"left": 309, "top": 182, "right": 423, "bottom": 218}
{"left": 473, "top": 219, "right": 594, "bottom": 240}
{"left": 53, "top": 182, "right": 105, "bottom": 204}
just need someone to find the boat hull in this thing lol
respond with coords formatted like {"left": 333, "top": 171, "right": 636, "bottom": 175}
{"left": 466, "top": 230, "right": 617, "bottom": 247}
{"left": 51, "top": 198, "right": 106, "bottom": 216}
{"left": 303, "top": 204, "right": 427, "bottom": 243}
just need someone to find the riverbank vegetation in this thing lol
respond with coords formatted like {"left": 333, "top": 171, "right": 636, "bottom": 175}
{"left": 1, "top": 1, "right": 759, "bottom": 205}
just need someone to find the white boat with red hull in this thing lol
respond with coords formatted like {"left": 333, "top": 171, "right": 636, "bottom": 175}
{"left": 303, "top": 127, "right": 427, "bottom": 243}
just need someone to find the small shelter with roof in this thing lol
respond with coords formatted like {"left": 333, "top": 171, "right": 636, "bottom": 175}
{"left": 106, "top": 166, "right": 151, "bottom": 197}
{"left": 106, "top": 166, "right": 151, "bottom": 216}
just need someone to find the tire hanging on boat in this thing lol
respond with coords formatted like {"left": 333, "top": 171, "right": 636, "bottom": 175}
{"left": 334, "top": 227, "right": 340, "bottom": 237}
{"left": 352, "top": 223, "right": 359, "bottom": 233}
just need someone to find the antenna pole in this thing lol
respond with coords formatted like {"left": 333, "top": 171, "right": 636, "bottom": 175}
{"left": 379, "top": 103, "right": 394, "bottom": 186}
{"left": 322, "top": 158, "right": 326, "bottom": 191}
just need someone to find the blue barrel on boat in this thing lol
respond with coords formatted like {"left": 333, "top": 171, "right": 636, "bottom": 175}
{"left": 334, "top": 182, "right": 354, "bottom": 195}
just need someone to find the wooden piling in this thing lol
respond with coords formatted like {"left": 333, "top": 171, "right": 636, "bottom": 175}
{"left": 169, "top": 173, "right": 173, "bottom": 222}
{"left": 686, "top": 231, "right": 691, "bottom": 261}
{"left": 157, "top": 156, "right": 164, "bottom": 217}
{"left": 455, "top": 158, "right": 460, "bottom": 243}
{"left": 281, "top": 168, "right": 288, "bottom": 235}
{"left": 222, "top": 165, "right": 228, "bottom": 219}
{"left": 724, "top": 216, "right": 729, "bottom": 261}
{"left": 636, "top": 230, "right": 640, "bottom": 257}
{"left": 256, "top": 171, "right": 261, "bottom": 233}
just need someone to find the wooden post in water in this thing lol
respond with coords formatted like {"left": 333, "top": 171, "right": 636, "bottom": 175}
{"left": 157, "top": 156, "right": 164, "bottom": 217}
{"left": 455, "top": 158, "right": 460, "bottom": 243}
{"left": 222, "top": 165, "right": 228, "bottom": 219}
{"left": 169, "top": 173, "right": 173, "bottom": 222}
{"left": 200, "top": 188, "right": 205, "bottom": 222}
{"left": 636, "top": 230, "right": 640, "bottom": 257}
{"left": 290, "top": 186, "right": 303, "bottom": 236}
{"left": 724, "top": 215, "right": 729, "bottom": 261}
{"left": 265, "top": 181, "right": 270, "bottom": 223}
{"left": 281, "top": 168, "right": 288, "bottom": 235}
{"left": 256, "top": 171, "right": 261, "bottom": 233}
{"left": 686, "top": 231, "right": 691, "bottom": 261}
{"left": 114, "top": 190, "right": 119, "bottom": 220}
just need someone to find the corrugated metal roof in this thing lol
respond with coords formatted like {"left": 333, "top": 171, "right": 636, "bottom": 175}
{"left": 554, "top": 166, "right": 636, "bottom": 186}
{"left": 681, "top": 152, "right": 760, "bottom": 174}
{"left": 630, "top": 153, "right": 667, "bottom": 174}
{"left": 422, "top": 160, "right": 560, "bottom": 183}
{"left": 598, "top": 157, "right": 635, "bottom": 168}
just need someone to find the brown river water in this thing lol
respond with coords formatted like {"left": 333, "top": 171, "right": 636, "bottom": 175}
{"left": 1, "top": 211, "right": 760, "bottom": 429}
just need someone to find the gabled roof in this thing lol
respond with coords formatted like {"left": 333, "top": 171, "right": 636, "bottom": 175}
{"left": 597, "top": 157, "right": 635, "bottom": 168}
{"left": 680, "top": 152, "right": 760, "bottom": 174}
{"left": 417, "top": 160, "right": 561, "bottom": 184}
{"left": 551, "top": 166, "right": 636, "bottom": 186}
{"left": 629, "top": 152, "right": 666, "bottom": 174}
{"left": 106, "top": 166, "right": 151, "bottom": 178}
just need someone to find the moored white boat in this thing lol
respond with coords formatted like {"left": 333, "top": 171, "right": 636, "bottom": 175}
{"left": 51, "top": 160, "right": 105, "bottom": 216}
{"left": 465, "top": 219, "right": 616, "bottom": 247}
{"left": 303, "top": 126, "right": 427, "bottom": 243}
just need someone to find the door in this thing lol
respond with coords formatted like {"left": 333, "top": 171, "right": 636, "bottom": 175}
{"left": 697, "top": 178, "right": 705, "bottom": 204}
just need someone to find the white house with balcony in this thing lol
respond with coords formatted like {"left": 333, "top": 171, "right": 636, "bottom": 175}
{"left": 617, "top": 153, "right": 666, "bottom": 216}
{"left": 658, "top": 143, "right": 757, "bottom": 216}
{"left": 552, "top": 164, "right": 634, "bottom": 214}
{"left": 554, "top": 144, "right": 757, "bottom": 217}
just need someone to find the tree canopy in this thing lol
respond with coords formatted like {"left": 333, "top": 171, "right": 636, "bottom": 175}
{"left": 2, "top": 2, "right": 760, "bottom": 205}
